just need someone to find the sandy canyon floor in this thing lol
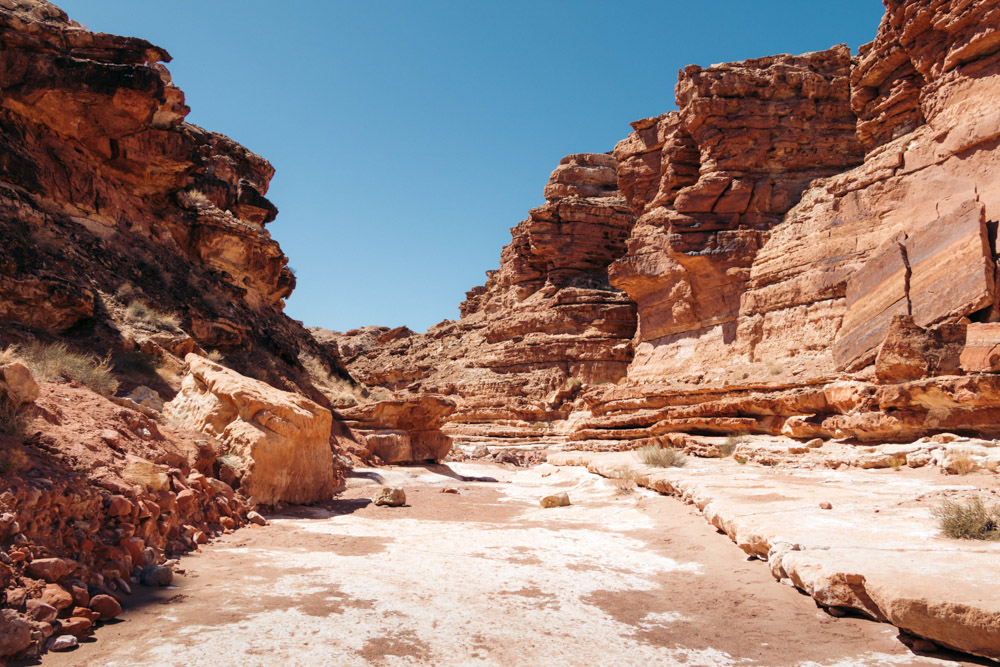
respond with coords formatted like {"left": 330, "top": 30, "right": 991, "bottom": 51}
{"left": 33, "top": 463, "right": 982, "bottom": 667}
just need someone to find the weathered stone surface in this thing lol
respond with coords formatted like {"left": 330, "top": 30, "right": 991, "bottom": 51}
{"left": 88, "top": 594, "right": 121, "bottom": 621}
{"left": 961, "top": 323, "right": 1000, "bottom": 372}
{"left": 163, "top": 354, "right": 338, "bottom": 505}
{"left": 0, "top": 362, "right": 38, "bottom": 407}
{"left": 553, "top": 450, "right": 1000, "bottom": 660}
{"left": 372, "top": 487, "right": 406, "bottom": 507}
{"left": 25, "top": 558, "right": 75, "bottom": 583}
{"left": 342, "top": 395, "right": 456, "bottom": 463}
{"left": 874, "top": 316, "right": 965, "bottom": 383}
{"left": 0, "top": 609, "right": 32, "bottom": 657}
{"left": 540, "top": 492, "right": 571, "bottom": 508}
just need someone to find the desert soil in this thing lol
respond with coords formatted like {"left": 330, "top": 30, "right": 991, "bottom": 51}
{"left": 35, "top": 463, "right": 978, "bottom": 667}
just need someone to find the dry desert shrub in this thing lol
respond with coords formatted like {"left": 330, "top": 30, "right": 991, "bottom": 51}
{"left": 637, "top": 444, "right": 687, "bottom": 468}
{"left": 610, "top": 465, "right": 637, "bottom": 495}
{"left": 13, "top": 342, "right": 118, "bottom": 397}
{"left": 124, "top": 300, "right": 180, "bottom": 330}
{"left": 207, "top": 349, "right": 225, "bottom": 363}
{"left": 719, "top": 433, "right": 749, "bottom": 457}
{"left": 985, "top": 459, "right": 999, "bottom": 473}
{"left": 0, "top": 397, "right": 30, "bottom": 441}
{"left": 949, "top": 451, "right": 980, "bottom": 475}
{"left": 299, "top": 352, "right": 364, "bottom": 406}
{"left": 0, "top": 444, "right": 28, "bottom": 476}
{"left": 933, "top": 496, "right": 1000, "bottom": 541}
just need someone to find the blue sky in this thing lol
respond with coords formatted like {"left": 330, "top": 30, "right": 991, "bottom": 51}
{"left": 56, "top": 1, "right": 886, "bottom": 332}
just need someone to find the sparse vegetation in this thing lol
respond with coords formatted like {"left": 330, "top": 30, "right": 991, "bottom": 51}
{"left": 933, "top": 495, "right": 1000, "bottom": 541}
{"left": 207, "top": 349, "right": 225, "bottom": 363}
{"left": 115, "top": 282, "right": 137, "bottom": 301}
{"left": 112, "top": 349, "right": 161, "bottom": 383}
{"left": 10, "top": 342, "right": 118, "bottom": 397}
{"left": 124, "top": 299, "right": 180, "bottom": 330}
{"left": 565, "top": 377, "right": 584, "bottom": 391}
{"left": 985, "top": 459, "right": 999, "bottom": 474}
{"left": 719, "top": 433, "right": 749, "bottom": 457}
{"left": 610, "top": 465, "right": 637, "bottom": 495}
{"left": 949, "top": 451, "right": 980, "bottom": 475}
{"left": 637, "top": 444, "right": 687, "bottom": 468}
{"left": 0, "top": 397, "right": 30, "bottom": 441}
{"left": 735, "top": 456, "right": 748, "bottom": 465}
{"left": 0, "top": 442, "right": 28, "bottom": 476}
{"left": 299, "top": 352, "right": 364, "bottom": 406}
{"left": 890, "top": 457, "right": 903, "bottom": 471}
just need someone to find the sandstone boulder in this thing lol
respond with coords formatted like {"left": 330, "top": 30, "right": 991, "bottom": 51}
{"left": 372, "top": 487, "right": 406, "bottom": 507}
{"left": 0, "top": 363, "right": 38, "bottom": 408}
{"left": 540, "top": 492, "right": 570, "bottom": 508}
{"left": 163, "top": 354, "right": 337, "bottom": 505}
{"left": 0, "top": 609, "right": 32, "bottom": 657}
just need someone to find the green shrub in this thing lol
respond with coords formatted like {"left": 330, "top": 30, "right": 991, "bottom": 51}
{"left": 637, "top": 445, "right": 687, "bottom": 468}
{"left": 933, "top": 496, "right": 1000, "bottom": 541}
{"left": 16, "top": 342, "right": 118, "bottom": 397}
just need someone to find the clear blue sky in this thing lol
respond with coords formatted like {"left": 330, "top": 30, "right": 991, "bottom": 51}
{"left": 56, "top": 1, "right": 886, "bottom": 333}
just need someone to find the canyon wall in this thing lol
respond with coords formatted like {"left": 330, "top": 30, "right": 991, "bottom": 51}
{"left": 332, "top": 0, "right": 1000, "bottom": 450}
{"left": 0, "top": 0, "right": 348, "bottom": 397}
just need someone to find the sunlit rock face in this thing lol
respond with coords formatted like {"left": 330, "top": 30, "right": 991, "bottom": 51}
{"left": 0, "top": 0, "right": 349, "bottom": 395}
{"left": 575, "top": 0, "right": 1000, "bottom": 448}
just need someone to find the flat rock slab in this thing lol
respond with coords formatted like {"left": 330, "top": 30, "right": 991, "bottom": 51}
{"left": 548, "top": 451, "right": 1000, "bottom": 660}
{"left": 37, "top": 463, "right": 957, "bottom": 666}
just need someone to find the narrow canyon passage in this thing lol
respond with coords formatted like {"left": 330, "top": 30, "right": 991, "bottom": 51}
{"left": 39, "top": 464, "right": 965, "bottom": 667}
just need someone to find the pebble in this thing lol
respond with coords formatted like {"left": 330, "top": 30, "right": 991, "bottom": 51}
{"left": 819, "top": 502, "right": 833, "bottom": 510}
{"left": 88, "top": 594, "right": 122, "bottom": 620}
{"left": 440, "top": 488, "right": 459, "bottom": 494}
{"left": 139, "top": 566, "right": 173, "bottom": 587}
{"left": 247, "top": 511, "right": 267, "bottom": 526}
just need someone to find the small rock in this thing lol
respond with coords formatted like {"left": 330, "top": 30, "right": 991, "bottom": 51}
{"left": 58, "top": 616, "right": 92, "bottom": 636}
{"left": 138, "top": 566, "right": 173, "bottom": 587}
{"left": 372, "top": 487, "right": 406, "bottom": 507}
{"left": 819, "top": 502, "right": 833, "bottom": 510}
{"left": 88, "top": 594, "right": 122, "bottom": 620}
{"left": 47, "top": 635, "right": 78, "bottom": 652}
{"left": 6, "top": 588, "right": 27, "bottom": 610}
{"left": 826, "top": 606, "right": 847, "bottom": 617}
{"left": 540, "top": 492, "right": 570, "bottom": 508}
{"left": 107, "top": 495, "right": 133, "bottom": 517}
{"left": 193, "top": 530, "right": 208, "bottom": 545}
{"left": 41, "top": 583, "right": 73, "bottom": 610}
{"left": 247, "top": 511, "right": 267, "bottom": 526}
{"left": 26, "top": 600, "right": 57, "bottom": 623}
{"left": 25, "top": 557, "right": 75, "bottom": 582}
{"left": 470, "top": 445, "right": 489, "bottom": 459}
{"left": 806, "top": 438, "right": 824, "bottom": 448}
{"left": 440, "top": 488, "right": 459, "bottom": 494}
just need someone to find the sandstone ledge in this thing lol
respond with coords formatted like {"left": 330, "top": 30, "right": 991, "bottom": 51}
{"left": 548, "top": 450, "right": 1000, "bottom": 660}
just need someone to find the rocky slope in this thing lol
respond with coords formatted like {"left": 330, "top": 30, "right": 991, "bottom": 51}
{"left": 0, "top": 2, "right": 355, "bottom": 658}
{"left": 316, "top": 153, "right": 637, "bottom": 446}
{"left": 0, "top": 0, "right": 348, "bottom": 398}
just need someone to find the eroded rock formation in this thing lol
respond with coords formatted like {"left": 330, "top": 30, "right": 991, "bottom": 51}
{"left": 0, "top": 0, "right": 346, "bottom": 394}
{"left": 163, "top": 355, "right": 341, "bottom": 505}
{"left": 572, "top": 0, "right": 1000, "bottom": 449}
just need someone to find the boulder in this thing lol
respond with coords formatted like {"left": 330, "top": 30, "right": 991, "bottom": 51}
{"left": 0, "top": 609, "right": 32, "bottom": 657}
{"left": 163, "top": 355, "right": 337, "bottom": 505}
{"left": 0, "top": 363, "right": 38, "bottom": 407}
{"left": 372, "top": 487, "right": 406, "bottom": 507}
{"left": 540, "top": 492, "right": 570, "bottom": 508}
{"left": 88, "top": 594, "right": 121, "bottom": 621}
{"left": 25, "top": 558, "right": 75, "bottom": 583}
{"left": 342, "top": 395, "right": 456, "bottom": 464}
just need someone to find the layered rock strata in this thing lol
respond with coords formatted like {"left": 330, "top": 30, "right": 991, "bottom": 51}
{"left": 574, "top": 0, "right": 1000, "bottom": 447}
{"left": 318, "top": 153, "right": 637, "bottom": 445}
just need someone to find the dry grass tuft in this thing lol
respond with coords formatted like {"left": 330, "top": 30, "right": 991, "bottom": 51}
{"left": 609, "top": 465, "right": 637, "bottom": 495}
{"left": 933, "top": 496, "right": 1000, "bottom": 541}
{"left": 0, "top": 398, "right": 31, "bottom": 441}
{"left": 637, "top": 445, "right": 687, "bottom": 468}
{"left": 124, "top": 300, "right": 180, "bottom": 330}
{"left": 719, "top": 433, "right": 749, "bottom": 458}
{"left": 949, "top": 451, "right": 980, "bottom": 475}
{"left": 12, "top": 342, "right": 118, "bottom": 397}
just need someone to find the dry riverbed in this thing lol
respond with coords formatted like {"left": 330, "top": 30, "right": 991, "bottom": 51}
{"left": 36, "top": 463, "right": 980, "bottom": 666}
